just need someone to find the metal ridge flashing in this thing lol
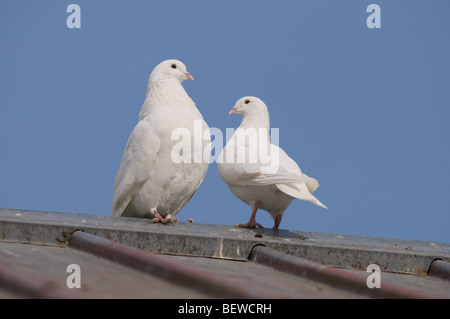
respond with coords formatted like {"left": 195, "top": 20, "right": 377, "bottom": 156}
{"left": 1, "top": 208, "right": 449, "bottom": 275}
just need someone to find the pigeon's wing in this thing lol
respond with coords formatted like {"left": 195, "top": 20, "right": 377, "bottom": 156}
{"left": 111, "top": 121, "right": 160, "bottom": 217}
{"left": 223, "top": 142, "right": 327, "bottom": 209}
{"left": 222, "top": 143, "right": 305, "bottom": 186}
{"left": 272, "top": 146, "right": 326, "bottom": 208}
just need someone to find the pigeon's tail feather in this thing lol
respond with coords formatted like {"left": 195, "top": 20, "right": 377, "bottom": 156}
{"left": 303, "top": 173, "right": 319, "bottom": 193}
{"left": 276, "top": 182, "right": 327, "bottom": 209}
{"left": 309, "top": 197, "right": 328, "bottom": 209}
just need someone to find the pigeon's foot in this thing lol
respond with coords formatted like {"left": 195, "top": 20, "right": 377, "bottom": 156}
{"left": 151, "top": 216, "right": 178, "bottom": 224}
{"left": 166, "top": 217, "right": 178, "bottom": 225}
{"left": 235, "top": 221, "right": 264, "bottom": 229}
{"left": 150, "top": 210, "right": 178, "bottom": 225}
{"left": 235, "top": 201, "right": 264, "bottom": 228}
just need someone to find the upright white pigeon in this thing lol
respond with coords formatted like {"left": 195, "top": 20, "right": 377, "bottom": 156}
{"left": 217, "top": 96, "right": 326, "bottom": 230}
{"left": 111, "top": 59, "right": 211, "bottom": 224}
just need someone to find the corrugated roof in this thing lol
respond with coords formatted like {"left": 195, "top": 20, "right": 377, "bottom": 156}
{"left": 0, "top": 208, "right": 449, "bottom": 299}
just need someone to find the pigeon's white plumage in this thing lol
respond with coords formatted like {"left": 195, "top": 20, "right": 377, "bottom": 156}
{"left": 111, "top": 59, "right": 211, "bottom": 223}
{"left": 217, "top": 96, "right": 326, "bottom": 229}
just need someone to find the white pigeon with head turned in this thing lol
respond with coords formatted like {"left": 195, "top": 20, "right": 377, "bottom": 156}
{"left": 111, "top": 59, "right": 211, "bottom": 224}
{"left": 217, "top": 96, "right": 326, "bottom": 230}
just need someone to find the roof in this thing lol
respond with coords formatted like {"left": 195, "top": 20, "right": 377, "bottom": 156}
{"left": 0, "top": 208, "right": 449, "bottom": 299}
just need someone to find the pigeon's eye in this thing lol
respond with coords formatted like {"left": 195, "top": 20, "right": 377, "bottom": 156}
{"left": 245, "top": 99, "right": 250, "bottom": 104}
{"left": 171, "top": 64, "right": 177, "bottom": 69}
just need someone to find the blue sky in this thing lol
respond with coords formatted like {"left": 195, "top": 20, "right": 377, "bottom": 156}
{"left": 1, "top": 1, "right": 449, "bottom": 243}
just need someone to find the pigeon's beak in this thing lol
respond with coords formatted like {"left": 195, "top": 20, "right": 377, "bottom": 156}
{"left": 228, "top": 106, "right": 239, "bottom": 115}
{"left": 185, "top": 72, "right": 194, "bottom": 81}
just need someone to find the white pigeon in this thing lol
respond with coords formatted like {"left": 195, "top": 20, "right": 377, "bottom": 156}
{"left": 111, "top": 59, "right": 211, "bottom": 224}
{"left": 217, "top": 96, "right": 326, "bottom": 230}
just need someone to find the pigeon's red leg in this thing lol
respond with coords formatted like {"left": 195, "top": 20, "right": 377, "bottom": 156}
{"left": 236, "top": 201, "right": 264, "bottom": 229}
{"left": 273, "top": 214, "right": 283, "bottom": 230}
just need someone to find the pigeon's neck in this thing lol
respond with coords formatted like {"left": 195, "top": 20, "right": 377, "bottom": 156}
{"left": 240, "top": 112, "right": 270, "bottom": 130}
{"left": 139, "top": 75, "right": 194, "bottom": 120}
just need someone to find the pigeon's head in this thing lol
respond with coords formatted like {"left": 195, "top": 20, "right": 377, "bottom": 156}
{"left": 151, "top": 59, "right": 194, "bottom": 82}
{"left": 229, "top": 96, "right": 268, "bottom": 117}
